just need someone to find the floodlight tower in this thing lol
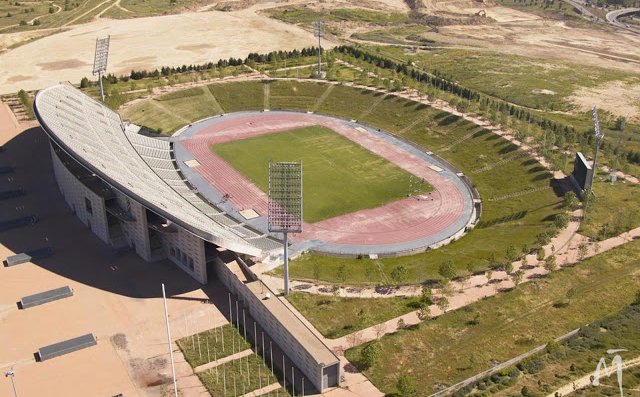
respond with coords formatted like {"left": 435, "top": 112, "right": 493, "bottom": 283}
{"left": 92, "top": 36, "right": 111, "bottom": 102}
{"left": 314, "top": 20, "right": 324, "bottom": 78}
{"left": 589, "top": 105, "right": 604, "bottom": 190}
{"left": 268, "top": 161, "right": 303, "bottom": 296}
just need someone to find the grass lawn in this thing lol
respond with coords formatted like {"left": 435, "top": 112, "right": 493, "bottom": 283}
{"left": 478, "top": 304, "right": 640, "bottom": 397}
{"left": 268, "top": 80, "right": 330, "bottom": 111}
{"left": 120, "top": 86, "right": 224, "bottom": 133}
{"left": 345, "top": 240, "right": 640, "bottom": 396}
{"left": 208, "top": 81, "right": 264, "bottom": 113}
{"left": 266, "top": 6, "right": 410, "bottom": 28}
{"left": 580, "top": 172, "right": 640, "bottom": 240}
{"left": 177, "top": 325, "right": 251, "bottom": 368}
{"left": 120, "top": 100, "right": 186, "bottom": 134}
{"left": 287, "top": 293, "right": 422, "bottom": 339}
{"left": 212, "top": 125, "right": 431, "bottom": 223}
{"left": 197, "top": 353, "right": 279, "bottom": 397}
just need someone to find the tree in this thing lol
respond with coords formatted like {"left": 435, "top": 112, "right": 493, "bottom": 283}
{"left": 578, "top": 243, "right": 588, "bottom": 261}
{"left": 566, "top": 287, "right": 577, "bottom": 305}
{"left": 554, "top": 213, "right": 569, "bottom": 229}
{"left": 313, "top": 262, "right": 321, "bottom": 282}
{"left": 470, "top": 311, "right": 481, "bottom": 325}
{"left": 391, "top": 265, "right": 408, "bottom": 284}
{"left": 331, "top": 284, "right": 340, "bottom": 301}
{"left": 361, "top": 342, "right": 382, "bottom": 368}
{"left": 438, "top": 260, "right": 456, "bottom": 282}
{"left": 504, "top": 261, "right": 514, "bottom": 275}
{"left": 512, "top": 270, "right": 525, "bottom": 286}
{"left": 437, "top": 296, "right": 449, "bottom": 313}
{"left": 397, "top": 318, "right": 406, "bottom": 330}
{"left": 544, "top": 255, "right": 557, "bottom": 273}
{"left": 417, "top": 302, "right": 431, "bottom": 320}
{"left": 337, "top": 263, "right": 347, "bottom": 284}
{"left": 537, "top": 247, "right": 546, "bottom": 262}
{"left": 420, "top": 286, "right": 433, "bottom": 305}
{"left": 616, "top": 116, "right": 626, "bottom": 132}
{"left": 397, "top": 374, "right": 416, "bottom": 397}
{"left": 506, "top": 245, "right": 519, "bottom": 263}
{"left": 80, "top": 77, "right": 90, "bottom": 89}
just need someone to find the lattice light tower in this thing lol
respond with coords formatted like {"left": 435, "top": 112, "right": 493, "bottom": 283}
{"left": 590, "top": 105, "right": 604, "bottom": 190}
{"left": 314, "top": 20, "right": 324, "bottom": 78}
{"left": 268, "top": 161, "right": 303, "bottom": 296}
{"left": 93, "top": 36, "right": 110, "bottom": 102}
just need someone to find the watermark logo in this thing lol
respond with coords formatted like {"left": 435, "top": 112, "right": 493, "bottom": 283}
{"left": 591, "top": 349, "right": 627, "bottom": 397}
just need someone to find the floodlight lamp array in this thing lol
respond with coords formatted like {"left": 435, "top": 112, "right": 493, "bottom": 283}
{"left": 592, "top": 105, "right": 604, "bottom": 141}
{"left": 314, "top": 20, "right": 324, "bottom": 38}
{"left": 93, "top": 36, "right": 110, "bottom": 75}
{"left": 268, "top": 161, "right": 303, "bottom": 233}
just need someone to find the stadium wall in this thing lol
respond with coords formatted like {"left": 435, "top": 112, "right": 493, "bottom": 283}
{"left": 51, "top": 143, "right": 110, "bottom": 244}
{"left": 164, "top": 228, "right": 207, "bottom": 284}
{"left": 215, "top": 256, "right": 340, "bottom": 392}
{"left": 50, "top": 141, "right": 209, "bottom": 284}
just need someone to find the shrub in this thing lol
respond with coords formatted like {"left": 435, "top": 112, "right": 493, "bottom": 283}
{"left": 438, "top": 260, "right": 456, "bottom": 281}
{"left": 361, "top": 342, "right": 382, "bottom": 368}
{"left": 397, "top": 374, "right": 416, "bottom": 397}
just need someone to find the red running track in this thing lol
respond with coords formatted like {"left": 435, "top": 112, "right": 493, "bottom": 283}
{"left": 180, "top": 112, "right": 466, "bottom": 246}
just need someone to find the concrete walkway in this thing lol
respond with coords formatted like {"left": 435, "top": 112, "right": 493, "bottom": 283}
{"left": 194, "top": 349, "right": 253, "bottom": 373}
{"left": 240, "top": 382, "right": 280, "bottom": 397}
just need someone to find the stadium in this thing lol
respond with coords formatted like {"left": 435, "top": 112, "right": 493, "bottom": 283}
{"left": 35, "top": 82, "right": 479, "bottom": 286}
{"left": 33, "top": 81, "right": 480, "bottom": 393}
{"left": 25, "top": 59, "right": 578, "bottom": 396}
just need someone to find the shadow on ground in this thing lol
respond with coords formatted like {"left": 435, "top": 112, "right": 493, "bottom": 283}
{"left": 0, "top": 127, "right": 201, "bottom": 298}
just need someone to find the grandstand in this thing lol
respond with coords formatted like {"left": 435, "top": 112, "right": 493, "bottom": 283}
{"left": 34, "top": 83, "right": 280, "bottom": 284}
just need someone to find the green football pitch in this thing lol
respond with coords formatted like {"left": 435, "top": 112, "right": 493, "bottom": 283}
{"left": 211, "top": 125, "right": 431, "bottom": 223}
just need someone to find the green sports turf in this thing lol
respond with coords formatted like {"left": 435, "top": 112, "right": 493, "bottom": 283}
{"left": 212, "top": 125, "right": 431, "bottom": 223}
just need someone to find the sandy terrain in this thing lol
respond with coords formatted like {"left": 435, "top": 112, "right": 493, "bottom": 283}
{"left": 569, "top": 79, "right": 640, "bottom": 122}
{"left": 0, "top": 7, "right": 318, "bottom": 94}
{"left": 0, "top": 121, "right": 232, "bottom": 397}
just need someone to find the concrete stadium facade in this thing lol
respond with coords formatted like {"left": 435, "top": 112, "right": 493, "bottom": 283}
{"left": 34, "top": 83, "right": 339, "bottom": 392}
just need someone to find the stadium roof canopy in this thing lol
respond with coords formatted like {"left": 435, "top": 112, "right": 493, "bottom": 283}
{"left": 34, "top": 83, "right": 279, "bottom": 256}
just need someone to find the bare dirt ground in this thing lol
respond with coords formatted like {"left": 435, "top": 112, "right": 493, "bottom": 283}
{"left": 0, "top": 5, "right": 318, "bottom": 94}
{"left": 0, "top": 0, "right": 639, "bottom": 106}
{"left": 569, "top": 79, "right": 640, "bottom": 122}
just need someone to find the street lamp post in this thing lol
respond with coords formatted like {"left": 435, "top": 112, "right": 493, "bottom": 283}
{"left": 5, "top": 370, "right": 19, "bottom": 397}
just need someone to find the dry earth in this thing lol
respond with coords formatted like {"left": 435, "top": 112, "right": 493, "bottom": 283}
{"left": 0, "top": 0, "right": 639, "bottom": 103}
{"left": 0, "top": 5, "right": 318, "bottom": 94}
{"left": 569, "top": 79, "right": 640, "bottom": 122}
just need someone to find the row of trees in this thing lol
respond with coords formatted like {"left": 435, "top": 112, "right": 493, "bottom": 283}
{"left": 336, "top": 46, "right": 640, "bottom": 168}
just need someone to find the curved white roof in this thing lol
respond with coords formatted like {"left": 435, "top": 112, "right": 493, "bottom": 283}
{"left": 34, "top": 83, "right": 279, "bottom": 256}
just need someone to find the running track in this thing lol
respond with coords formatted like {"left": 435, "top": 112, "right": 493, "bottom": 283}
{"left": 178, "top": 112, "right": 474, "bottom": 252}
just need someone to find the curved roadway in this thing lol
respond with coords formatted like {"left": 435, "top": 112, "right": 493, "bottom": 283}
{"left": 606, "top": 7, "right": 640, "bottom": 33}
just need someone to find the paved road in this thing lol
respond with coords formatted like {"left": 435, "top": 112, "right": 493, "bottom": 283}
{"left": 606, "top": 7, "right": 640, "bottom": 33}
{"left": 562, "top": 0, "right": 599, "bottom": 20}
